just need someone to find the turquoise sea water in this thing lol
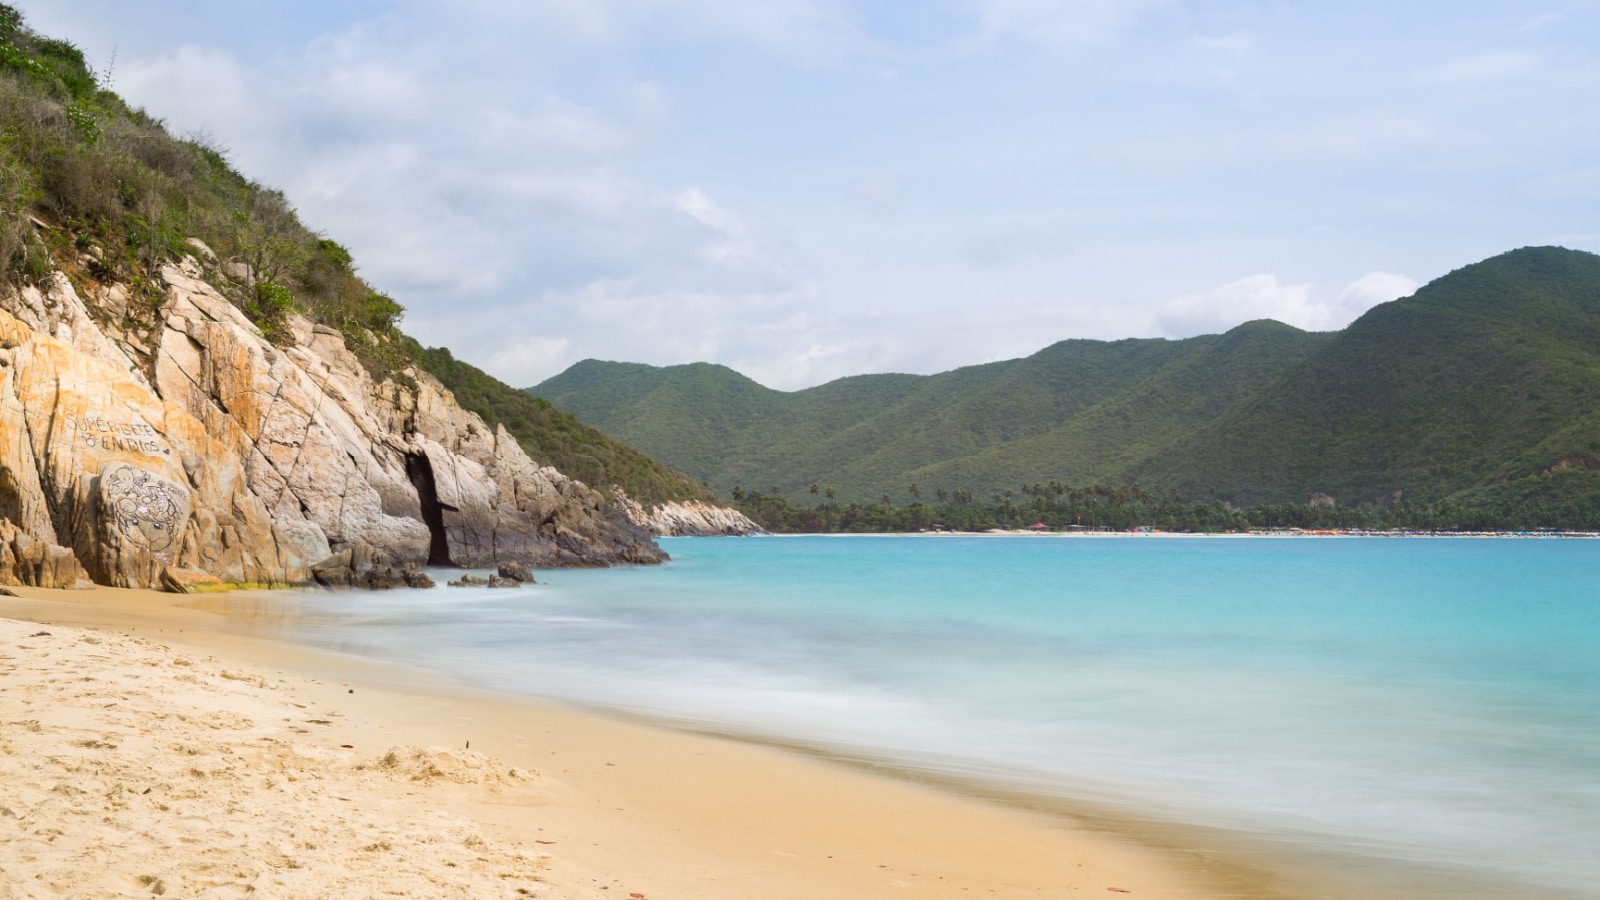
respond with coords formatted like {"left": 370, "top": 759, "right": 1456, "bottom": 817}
{"left": 281, "top": 536, "right": 1600, "bottom": 897}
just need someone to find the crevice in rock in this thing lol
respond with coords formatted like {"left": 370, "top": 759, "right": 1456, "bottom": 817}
{"left": 405, "top": 452, "right": 452, "bottom": 566}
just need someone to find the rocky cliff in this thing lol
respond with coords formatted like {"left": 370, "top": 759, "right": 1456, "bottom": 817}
{"left": 0, "top": 243, "right": 664, "bottom": 590}
{"left": 609, "top": 489, "right": 762, "bottom": 537}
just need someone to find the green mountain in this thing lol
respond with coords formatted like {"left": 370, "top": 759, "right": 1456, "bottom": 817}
{"left": 532, "top": 321, "right": 1334, "bottom": 502}
{"left": 531, "top": 247, "right": 1600, "bottom": 511}
{"left": 0, "top": 5, "right": 706, "bottom": 507}
{"left": 1133, "top": 246, "right": 1600, "bottom": 506}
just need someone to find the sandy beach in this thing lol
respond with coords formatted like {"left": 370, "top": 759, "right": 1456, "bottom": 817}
{"left": 1, "top": 584, "right": 1268, "bottom": 899}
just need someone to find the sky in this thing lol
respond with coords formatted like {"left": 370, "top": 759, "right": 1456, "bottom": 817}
{"left": 20, "top": 1, "right": 1600, "bottom": 390}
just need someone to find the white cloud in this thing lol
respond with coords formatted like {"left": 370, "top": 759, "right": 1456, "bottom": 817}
{"left": 484, "top": 335, "right": 574, "bottom": 388}
{"left": 117, "top": 46, "right": 258, "bottom": 141}
{"left": 655, "top": 0, "right": 874, "bottom": 65}
{"left": 501, "top": 275, "right": 823, "bottom": 388}
{"left": 1515, "top": 3, "right": 1593, "bottom": 34}
{"left": 454, "top": 0, "right": 875, "bottom": 65}
{"left": 1335, "top": 272, "right": 1419, "bottom": 314}
{"left": 1155, "top": 271, "right": 1417, "bottom": 337}
{"left": 1156, "top": 274, "right": 1315, "bottom": 337}
{"left": 36, "top": 0, "right": 1592, "bottom": 395}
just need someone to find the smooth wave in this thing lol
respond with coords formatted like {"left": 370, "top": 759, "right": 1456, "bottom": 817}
{"left": 282, "top": 536, "right": 1600, "bottom": 896}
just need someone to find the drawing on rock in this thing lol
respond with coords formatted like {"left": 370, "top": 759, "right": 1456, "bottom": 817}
{"left": 103, "top": 464, "right": 182, "bottom": 553}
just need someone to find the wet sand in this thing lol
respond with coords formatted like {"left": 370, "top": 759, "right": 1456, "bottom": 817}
{"left": 1, "top": 583, "right": 1279, "bottom": 899}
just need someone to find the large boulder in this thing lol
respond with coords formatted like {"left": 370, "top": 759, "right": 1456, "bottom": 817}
{"left": 0, "top": 304, "right": 307, "bottom": 588}
{"left": 308, "top": 540, "right": 425, "bottom": 590}
{"left": 0, "top": 519, "right": 92, "bottom": 590}
{"left": 97, "top": 463, "right": 192, "bottom": 588}
{"left": 159, "top": 565, "right": 224, "bottom": 594}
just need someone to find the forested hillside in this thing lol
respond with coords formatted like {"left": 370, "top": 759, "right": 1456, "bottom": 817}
{"left": 533, "top": 247, "right": 1600, "bottom": 520}
{"left": 532, "top": 323, "right": 1333, "bottom": 502}
{"left": 1133, "top": 246, "right": 1600, "bottom": 506}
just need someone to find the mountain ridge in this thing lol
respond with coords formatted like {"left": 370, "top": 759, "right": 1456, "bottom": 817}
{"left": 531, "top": 246, "right": 1600, "bottom": 512}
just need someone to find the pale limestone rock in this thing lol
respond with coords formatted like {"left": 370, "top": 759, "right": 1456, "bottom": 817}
{"left": 0, "top": 519, "right": 92, "bottom": 589}
{"left": 609, "top": 489, "right": 762, "bottom": 536}
{"left": 96, "top": 462, "right": 192, "bottom": 588}
{"left": 398, "top": 378, "right": 663, "bottom": 566}
{"left": 0, "top": 305, "right": 307, "bottom": 588}
{"left": 0, "top": 254, "right": 663, "bottom": 588}
{"left": 0, "top": 350, "right": 52, "bottom": 539}
{"left": 221, "top": 259, "right": 254, "bottom": 284}
{"left": 152, "top": 269, "right": 426, "bottom": 565}
{"left": 149, "top": 263, "right": 661, "bottom": 572}
{"left": 100, "top": 283, "right": 130, "bottom": 321}
{"left": 184, "top": 237, "right": 218, "bottom": 265}
{"left": 7, "top": 272, "right": 147, "bottom": 388}
{"left": 159, "top": 564, "right": 223, "bottom": 593}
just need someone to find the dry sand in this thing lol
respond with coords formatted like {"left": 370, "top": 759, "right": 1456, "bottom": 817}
{"left": 1, "top": 584, "right": 1270, "bottom": 899}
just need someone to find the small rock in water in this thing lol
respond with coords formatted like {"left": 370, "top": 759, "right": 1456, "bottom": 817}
{"left": 497, "top": 562, "right": 535, "bottom": 584}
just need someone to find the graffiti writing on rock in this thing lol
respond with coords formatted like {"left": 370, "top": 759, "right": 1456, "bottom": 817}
{"left": 63, "top": 414, "right": 170, "bottom": 455}
{"left": 103, "top": 464, "right": 182, "bottom": 553}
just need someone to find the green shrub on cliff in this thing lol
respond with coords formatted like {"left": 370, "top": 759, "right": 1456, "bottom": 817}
{"left": 245, "top": 281, "right": 297, "bottom": 343}
{"left": 410, "top": 343, "right": 715, "bottom": 506}
{"left": 0, "top": 3, "right": 401, "bottom": 358}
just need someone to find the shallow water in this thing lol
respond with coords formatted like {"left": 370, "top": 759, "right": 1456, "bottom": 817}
{"left": 279, "top": 535, "right": 1600, "bottom": 897}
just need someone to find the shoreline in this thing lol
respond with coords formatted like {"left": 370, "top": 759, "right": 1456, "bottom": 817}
{"left": 2, "top": 583, "right": 1278, "bottom": 899}
{"left": 727, "top": 529, "right": 1600, "bottom": 538}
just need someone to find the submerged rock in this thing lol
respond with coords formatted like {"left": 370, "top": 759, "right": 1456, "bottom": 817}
{"left": 496, "top": 562, "right": 534, "bottom": 584}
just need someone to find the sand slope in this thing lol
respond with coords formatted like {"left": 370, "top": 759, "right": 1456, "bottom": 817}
{"left": 0, "top": 585, "right": 1261, "bottom": 900}
{"left": 0, "top": 618, "right": 551, "bottom": 899}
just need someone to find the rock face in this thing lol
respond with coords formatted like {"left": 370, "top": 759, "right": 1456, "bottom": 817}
{"left": 0, "top": 252, "right": 664, "bottom": 590}
{"left": 0, "top": 300, "right": 303, "bottom": 588}
{"left": 610, "top": 490, "right": 762, "bottom": 537}
{"left": 0, "top": 519, "right": 93, "bottom": 590}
